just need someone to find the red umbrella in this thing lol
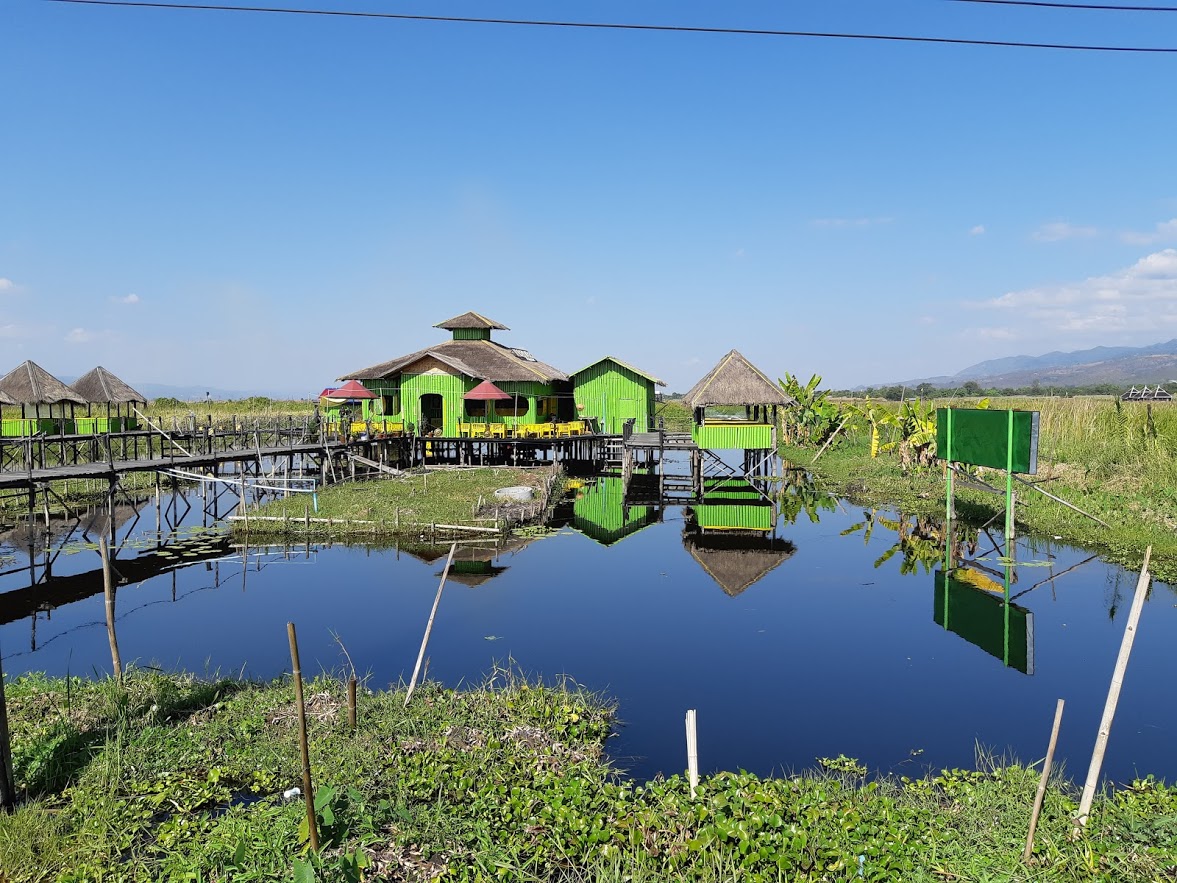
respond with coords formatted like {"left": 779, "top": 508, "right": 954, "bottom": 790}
{"left": 332, "top": 379, "right": 376, "bottom": 400}
{"left": 463, "top": 380, "right": 512, "bottom": 400}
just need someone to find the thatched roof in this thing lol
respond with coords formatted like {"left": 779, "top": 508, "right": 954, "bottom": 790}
{"left": 0, "top": 389, "right": 15, "bottom": 406}
{"left": 434, "top": 311, "right": 509, "bottom": 331}
{"left": 683, "top": 531, "right": 795, "bottom": 597}
{"left": 0, "top": 361, "right": 86, "bottom": 405}
{"left": 70, "top": 366, "right": 147, "bottom": 405}
{"left": 682, "top": 350, "right": 793, "bottom": 408}
{"left": 342, "top": 339, "right": 568, "bottom": 384}
{"left": 571, "top": 356, "right": 667, "bottom": 387}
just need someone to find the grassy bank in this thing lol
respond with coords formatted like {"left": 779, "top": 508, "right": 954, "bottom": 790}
{"left": 782, "top": 395, "right": 1177, "bottom": 583}
{"left": 2, "top": 669, "right": 1174, "bottom": 882}
{"left": 232, "top": 465, "right": 562, "bottom": 541}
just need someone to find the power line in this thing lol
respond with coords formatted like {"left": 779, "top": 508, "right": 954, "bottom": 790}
{"left": 44, "top": 0, "right": 1177, "bottom": 53}
{"left": 948, "top": 0, "right": 1177, "bottom": 11}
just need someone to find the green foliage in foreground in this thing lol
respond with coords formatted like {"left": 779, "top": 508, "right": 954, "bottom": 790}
{"left": 2, "top": 670, "right": 1175, "bottom": 883}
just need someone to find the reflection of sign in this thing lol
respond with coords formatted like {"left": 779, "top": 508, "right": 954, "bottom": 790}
{"left": 934, "top": 570, "right": 1035, "bottom": 675}
{"left": 936, "top": 408, "right": 1039, "bottom": 475}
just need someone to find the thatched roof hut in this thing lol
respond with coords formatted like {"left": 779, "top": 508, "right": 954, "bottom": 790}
{"left": 0, "top": 361, "right": 87, "bottom": 406}
{"left": 71, "top": 366, "right": 147, "bottom": 407}
{"left": 683, "top": 531, "right": 796, "bottom": 597}
{"left": 682, "top": 350, "right": 793, "bottom": 408}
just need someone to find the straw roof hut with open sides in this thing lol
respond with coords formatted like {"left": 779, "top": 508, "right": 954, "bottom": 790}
{"left": 682, "top": 349, "right": 794, "bottom": 452}
{"left": 0, "top": 361, "right": 87, "bottom": 435}
{"left": 70, "top": 366, "right": 148, "bottom": 432}
{"left": 682, "top": 527, "right": 796, "bottom": 597}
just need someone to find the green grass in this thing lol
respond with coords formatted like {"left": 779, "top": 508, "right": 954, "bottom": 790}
{"left": 2, "top": 669, "right": 1174, "bottom": 882}
{"left": 235, "top": 465, "right": 562, "bottom": 540}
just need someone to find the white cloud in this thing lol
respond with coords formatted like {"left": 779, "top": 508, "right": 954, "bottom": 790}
{"left": 1032, "top": 221, "right": 1098, "bottom": 242}
{"left": 0, "top": 324, "right": 24, "bottom": 338}
{"left": 1120, "top": 218, "right": 1177, "bottom": 246}
{"left": 969, "top": 225, "right": 986, "bottom": 236}
{"left": 65, "top": 327, "right": 96, "bottom": 343}
{"left": 112, "top": 293, "right": 140, "bottom": 304}
{"left": 968, "top": 249, "right": 1177, "bottom": 338}
{"left": 917, "top": 315, "right": 937, "bottom": 325}
{"left": 811, "top": 217, "right": 893, "bottom": 229}
{"left": 0, "top": 278, "right": 13, "bottom": 292}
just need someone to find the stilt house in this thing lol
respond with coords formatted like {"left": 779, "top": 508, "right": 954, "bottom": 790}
{"left": 70, "top": 366, "right": 147, "bottom": 432}
{"left": 682, "top": 350, "right": 793, "bottom": 451}
{"left": 0, "top": 361, "right": 87, "bottom": 436}
{"left": 571, "top": 357, "right": 666, "bottom": 434}
{"left": 341, "top": 312, "right": 611, "bottom": 437}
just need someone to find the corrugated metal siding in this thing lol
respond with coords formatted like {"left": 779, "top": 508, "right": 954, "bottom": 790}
{"left": 452, "top": 328, "right": 491, "bottom": 340}
{"left": 572, "top": 476, "right": 656, "bottom": 543}
{"left": 692, "top": 423, "right": 772, "bottom": 450}
{"left": 572, "top": 361, "right": 654, "bottom": 434}
{"left": 402, "top": 373, "right": 468, "bottom": 436}
{"left": 695, "top": 504, "right": 775, "bottom": 531}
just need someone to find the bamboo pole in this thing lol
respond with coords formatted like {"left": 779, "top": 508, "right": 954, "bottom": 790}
{"left": 348, "top": 675, "right": 357, "bottom": 733}
{"left": 404, "top": 543, "right": 457, "bottom": 707}
{"left": 286, "top": 622, "right": 320, "bottom": 851}
{"left": 1024, "top": 698, "right": 1065, "bottom": 862}
{"left": 99, "top": 537, "right": 122, "bottom": 682}
{"left": 1075, "top": 546, "right": 1152, "bottom": 829}
{"left": 0, "top": 654, "right": 16, "bottom": 811}
{"left": 685, "top": 709, "right": 699, "bottom": 798}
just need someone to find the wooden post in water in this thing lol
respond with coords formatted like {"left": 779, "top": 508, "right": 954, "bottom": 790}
{"left": 286, "top": 622, "right": 320, "bottom": 851}
{"left": 685, "top": 709, "right": 699, "bottom": 798}
{"left": 404, "top": 543, "right": 457, "bottom": 707}
{"left": 348, "top": 675, "right": 357, "bottom": 733}
{"left": 1024, "top": 698, "right": 1065, "bottom": 862}
{"left": 99, "top": 537, "right": 122, "bottom": 682}
{"left": 1076, "top": 546, "right": 1152, "bottom": 830}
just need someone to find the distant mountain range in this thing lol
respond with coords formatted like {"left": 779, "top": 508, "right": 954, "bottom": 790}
{"left": 885, "top": 339, "right": 1177, "bottom": 390}
{"left": 59, "top": 379, "right": 309, "bottom": 402}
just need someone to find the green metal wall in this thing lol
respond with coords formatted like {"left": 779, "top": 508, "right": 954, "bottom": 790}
{"left": 692, "top": 423, "right": 773, "bottom": 450}
{"left": 695, "top": 504, "right": 775, "bottom": 531}
{"left": 572, "top": 361, "right": 655, "bottom": 434}
{"left": 401, "top": 373, "right": 469, "bottom": 436}
{"left": 452, "top": 328, "right": 491, "bottom": 341}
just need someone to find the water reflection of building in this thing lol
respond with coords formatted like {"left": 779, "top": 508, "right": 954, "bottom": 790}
{"left": 682, "top": 477, "right": 795, "bottom": 596}
{"left": 410, "top": 534, "right": 538, "bottom": 587}
{"left": 571, "top": 476, "right": 661, "bottom": 546}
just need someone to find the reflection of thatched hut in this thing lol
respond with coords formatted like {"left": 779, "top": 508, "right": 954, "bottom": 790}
{"left": 682, "top": 530, "right": 795, "bottom": 597}
{"left": 683, "top": 350, "right": 793, "bottom": 451}
{"left": 406, "top": 534, "right": 539, "bottom": 587}
{"left": 70, "top": 366, "right": 147, "bottom": 432}
{"left": 0, "top": 360, "right": 87, "bottom": 434}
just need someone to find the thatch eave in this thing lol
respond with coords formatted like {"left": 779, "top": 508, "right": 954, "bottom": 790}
{"left": 433, "top": 311, "right": 509, "bottom": 331}
{"left": 682, "top": 350, "right": 793, "bottom": 408}
{"left": 71, "top": 366, "right": 148, "bottom": 405}
{"left": 0, "top": 361, "right": 87, "bottom": 405}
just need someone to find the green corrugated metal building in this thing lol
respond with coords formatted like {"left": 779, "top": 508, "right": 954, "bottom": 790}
{"left": 571, "top": 357, "right": 666, "bottom": 435}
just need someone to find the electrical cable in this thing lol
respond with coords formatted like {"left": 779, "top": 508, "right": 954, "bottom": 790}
{"left": 44, "top": 0, "right": 1177, "bottom": 53}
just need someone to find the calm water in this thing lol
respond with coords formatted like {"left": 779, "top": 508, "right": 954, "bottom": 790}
{"left": 2, "top": 474, "right": 1174, "bottom": 786}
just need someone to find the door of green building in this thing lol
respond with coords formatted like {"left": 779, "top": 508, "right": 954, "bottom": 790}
{"left": 420, "top": 394, "right": 444, "bottom": 434}
{"left": 617, "top": 397, "right": 645, "bottom": 433}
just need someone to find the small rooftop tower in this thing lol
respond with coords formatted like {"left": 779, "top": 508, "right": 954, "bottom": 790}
{"left": 433, "top": 312, "right": 509, "bottom": 342}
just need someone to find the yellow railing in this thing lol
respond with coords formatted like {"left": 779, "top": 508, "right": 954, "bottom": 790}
{"left": 325, "top": 420, "right": 404, "bottom": 437}
{"left": 455, "top": 420, "right": 588, "bottom": 439}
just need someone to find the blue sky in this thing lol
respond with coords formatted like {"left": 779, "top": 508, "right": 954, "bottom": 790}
{"left": 4, "top": 0, "right": 1177, "bottom": 396}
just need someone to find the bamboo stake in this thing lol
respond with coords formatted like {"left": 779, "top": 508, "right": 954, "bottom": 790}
{"left": 404, "top": 542, "right": 457, "bottom": 707}
{"left": 1075, "top": 546, "right": 1152, "bottom": 830}
{"left": 685, "top": 709, "right": 699, "bottom": 798}
{"left": 99, "top": 537, "right": 122, "bottom": 682}
{"left": 348, "top": 675, "right": 357, "bottom": 733}
{"left": 1024, "top": 698, "right": 1065, "bottom": 862}
{"left": 0, "top": 654, "right": 16, "bottom": 811}
{"left": 286, "top": 622, "right": 320, "bottom": 851}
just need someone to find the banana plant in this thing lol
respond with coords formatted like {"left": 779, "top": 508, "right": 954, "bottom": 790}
{"left": 778, "top": 373, "right": 844, "bottom": 447}
{"left": 844, "top": 398, "right": 897, "bottom": 458}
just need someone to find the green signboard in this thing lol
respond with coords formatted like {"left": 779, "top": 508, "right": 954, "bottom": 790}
{"left": 936, "top": 408, "right": 1039, "bottom": 475}
{"left": 933, "top": 569, "right": 1035, "bottom": 675}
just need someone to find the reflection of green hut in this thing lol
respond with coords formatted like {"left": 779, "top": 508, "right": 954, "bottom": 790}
{"left": 683, "top": 529, "right": 796, "bottom": 597}
{"left": 340, "top": 312, "right": 569, "bottom": 437}
{"left": 0, "top": 361, "right": 87, "bottom": 436}
{"left": 572, "top": 475, "right": 660, "bottom": 545}
{"left": 683, "top": 350, "right": 792, "bottom": 451}
{"left": 571, "top": 356, "right": 665, "bottom": 434}
{"left": 691, "top": 478, "right": 776, "bottom": 532}
{"left": 408, "top": 534, "right": 538, "bottom": 587}
{"left": 70, "top": 366, "right": 146, "bottom": 433}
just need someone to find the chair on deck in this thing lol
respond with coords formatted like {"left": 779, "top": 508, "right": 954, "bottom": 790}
{"left": 489, "top": 423, "right": 507, "bottom": 439}
{"left": 468, "top": 423, "right": 489, "bottom": 439}
{"left": 533, "top": 423, "right": 555, "bottom": 439}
